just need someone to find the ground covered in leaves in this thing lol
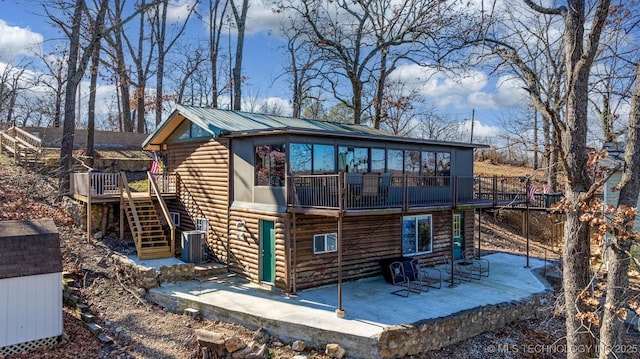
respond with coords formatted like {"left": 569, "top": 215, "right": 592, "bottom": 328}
{"left": 1, "top": 158, "right": 639, "bottom": 358}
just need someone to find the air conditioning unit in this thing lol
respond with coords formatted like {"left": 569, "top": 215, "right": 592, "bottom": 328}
{"left": 181, "top": 230, "right": 205, "bottom": 263}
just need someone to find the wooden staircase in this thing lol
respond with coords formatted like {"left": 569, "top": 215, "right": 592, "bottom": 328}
{"left": 0, "top": 127, "right": 43, "bottom": 168}
{"left": 123, "top": 196, "right": 173, "bottom": 259}
{"left": 120, "top": 170, "right": 174, "bottom": 260}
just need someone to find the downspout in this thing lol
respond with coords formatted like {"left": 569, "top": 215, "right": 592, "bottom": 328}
{"left": 226, "top": 139, "right": 233, "bottom": 272}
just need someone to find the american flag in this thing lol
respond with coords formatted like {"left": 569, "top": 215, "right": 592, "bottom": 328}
{"left": 527, "top": 184, "right": 536, "bottom": 201}
{"left": 150, "top": 151, "right": 161, "bottom": 174}
{"left": 543, "top": 183, "right": 550, "bottom": 194}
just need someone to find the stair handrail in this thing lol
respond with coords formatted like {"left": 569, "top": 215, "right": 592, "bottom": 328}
{"left": 147, "top": 171, "right": 176, "bottom": 256}
{"left": 11, "top": 126, "right": 42, "bottom": 151}
{"left": 119, "top": 171, "right": 143, "bottom": 250}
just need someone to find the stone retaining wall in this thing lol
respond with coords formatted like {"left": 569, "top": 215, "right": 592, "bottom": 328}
{"left": 111, "top": 253, "right": 196, "bottom": 289}
{"left": 377, "top": 292, "right": 552, "bottom": 358}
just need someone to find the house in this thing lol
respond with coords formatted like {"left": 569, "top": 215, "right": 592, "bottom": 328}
{"left": 0, "top": 219, "right": 63, "bottom": 356}
{"left": 140, "top": 105, "right": 526, "bottom": 293}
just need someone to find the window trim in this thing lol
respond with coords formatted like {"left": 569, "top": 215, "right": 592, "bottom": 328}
{"left": 195, "top": 217, "right": 209, "bottom": 233}
{"left": 402, "top": 214, "right": 433, "bottom": 256}
{"left": 170, "top": 212, "right": 180, "bottom": 227}
{"left": 313, "top": 233, "right": 337, "bottom": 254}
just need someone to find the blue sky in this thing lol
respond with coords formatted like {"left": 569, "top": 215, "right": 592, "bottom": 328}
{"left": 0, "top": 0, "right": 525, "bottom": 139}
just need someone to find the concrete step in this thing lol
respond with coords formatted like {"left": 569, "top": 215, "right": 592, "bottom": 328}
{"left": 194, "top": 263, "right": 227, "bottom": 277}
{"left": 195, "top": 272, "right": 236, "bottom": 283}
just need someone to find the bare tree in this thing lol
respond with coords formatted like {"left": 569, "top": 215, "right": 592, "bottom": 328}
{"left": 229, "top": 0, "right": 248, "bottom": 111}
{"left": 152, "top": 0, "right": 196, "bottom": 125}
{"left": 36, "top": 47, "right": 68, "bottom": 128}
{"left": 277, "top": 0, "right": 467, "bottom": 126}
{"left": 598, "top": 57, "right": 640, "bottom": 358}
{"left": 207, "top": 0, "right": 229, "bottom": 108}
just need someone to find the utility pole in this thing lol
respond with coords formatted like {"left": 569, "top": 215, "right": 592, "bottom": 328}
{"left": 470, "top": 109, "right": 475, "bottom": 143}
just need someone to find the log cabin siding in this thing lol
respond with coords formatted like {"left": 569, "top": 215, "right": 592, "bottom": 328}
{"left": 166, "top": 139, "right": 230, "bottom": 263}
{"left": 229, "top": 208, "right": 289, "bottom": 290}
{"left": 291, "top": 209, "right": 475, "bottom": 290}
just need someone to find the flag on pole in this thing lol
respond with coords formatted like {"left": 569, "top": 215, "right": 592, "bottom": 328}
{"left": 150, "top": 151, "right": 161, "bottom": 174}
{"left": 528, "top": 184, "right": 536, "bottom": 201}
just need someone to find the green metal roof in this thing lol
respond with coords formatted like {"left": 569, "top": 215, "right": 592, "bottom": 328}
{"left": 143, "top": 105, "right": 487, "bottom": 149}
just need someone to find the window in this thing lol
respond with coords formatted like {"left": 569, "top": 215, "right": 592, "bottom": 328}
{"left": 338, "top": 146, "right": 369, "bottom": 173}
{"left": 453, "top": 213, "right": 462, "bottom": 238}
{"left": 387, "top": 149, "right": 403, "bottom": 175}
{"left": 404, "top": 150, "right": 420, "bottom": 174}
{"left": 170, "top": 212, "right": 180, "bottom": 227}
{"left": 290, "top": 143, "right": 336, "bottom": 174}
{"left": 402, "top": 215, "right": 432, "bottom": 256}
{"left": 195, "top": 217, "right": 209, "bottom": 233}
{"left": 255, "top": 144, "right": 285, "bottom": 186}
{"left": 313, "top": 233, "right": 337, "bottom": 254}
{"left": 289, "top": 143, "right": 312, "bottom": 174}
{"left": 371, "top": 148, "right": 385, "bottom": 172}
{"left": 421, "top": 151, "right": 436, "bottom": 176}
{"left": 313, "top": 144, "right": 335, "bottom": 173}
{"left": 436, "top": 152, "right": 451, "bottom": 176}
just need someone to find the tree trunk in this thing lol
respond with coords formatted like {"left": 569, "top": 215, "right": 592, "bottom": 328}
{"left": 230, "top": 0, "right": 248, "bottom": 111}
{"left": 598, "top": 60, "right": 640, "bottom": 359}
{"left": 58, "top": 0, "right": 84, "bottom": 198}
{"left": 87, "top": 39, "right": 101, "bottom": 168}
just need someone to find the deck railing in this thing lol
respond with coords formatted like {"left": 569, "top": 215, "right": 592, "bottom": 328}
{"left": 289, "top": 173, "right": 530, "bottom": 211}
{"left": 70, "top": 171, "right": 122, "bottom": 198}
{"left": 69, "top": 171, "right": 178, "bottom": 199}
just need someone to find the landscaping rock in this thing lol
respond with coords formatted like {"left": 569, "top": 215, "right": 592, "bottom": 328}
{"left": 325, "top": 343, "right": 345, "bottom": 358}
{"left": 292, "top": 340, "right": 306, "bottom": 352}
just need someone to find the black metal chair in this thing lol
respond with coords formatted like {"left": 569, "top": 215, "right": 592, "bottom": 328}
{"left": 461, "top": 250, "right": 490, "bottom": 278}
{"left": 389, "top": 261, "right": 422, "bottom": 296}
{"left": 411, "top": 259, "right": 442, "bottom": 290}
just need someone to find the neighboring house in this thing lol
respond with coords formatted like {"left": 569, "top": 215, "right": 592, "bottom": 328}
{"left": 0, "top": 219, "right": 63, "bottom": 356}
{"left": 142, "top": 105, "right": 524, "bottom": 293}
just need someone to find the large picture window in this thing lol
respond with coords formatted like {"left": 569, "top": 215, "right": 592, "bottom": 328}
{"left": 313, "top": 233, "right": 337, "bottom": 254}
{"left": 402, "top": 215, "right": 432, "bottom": 256}
{"left": 290, "top": 143, "right": 336, "bottom": 174}
{"left": 255, "top": 144, "right": 286, "bottom": 186}
{"left": 338, "top": 146, "right": 369, "bottom": 173}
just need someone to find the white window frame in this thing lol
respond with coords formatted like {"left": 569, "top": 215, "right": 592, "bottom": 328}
{"left": 313, "top": 233, "right": 337, "bottom": 254}
{"left": 195, "top": 217, "right": 209, "bottom": 233}
{"left": 170, "top": 212, "right": 180, "bottom": 227}
{"left": 402, "top": 215, "right": 433, "bottom": 256}
{"left": 453, "top": 213, "right": 462, "bottom": 238}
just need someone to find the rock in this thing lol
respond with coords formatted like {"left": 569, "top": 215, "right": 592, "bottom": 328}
{"left": 293, "top": 356, "right": 308, "bottom": 359}
{"left": 291, "top": 340, "right": 305, "bottom": 352}
{"left": 252, "top": 327, "right": 269, "bottom": 343}
{"left": 93, "top": 231, "right": 103, "bottom": 239}
{"left": 325, "top": 343, "right": 345, "bottom": 359}
{"left": 195, "top": 329, "right": 226, "bottom": 357}
{"left": 225, "top": 336, "right": 246, "bottom": 353}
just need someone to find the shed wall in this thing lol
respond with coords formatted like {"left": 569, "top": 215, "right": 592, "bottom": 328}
{"left": 0, "top": 273, "right": 62, "bottom": 347}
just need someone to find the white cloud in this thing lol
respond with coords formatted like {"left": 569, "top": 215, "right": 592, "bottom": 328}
{"left": 165, "top": 0, "right": 197, "bottom": 23}
{"left": 459, "top": 119, "right": 502, "bottom": 138}
{"left": 0, "top": 19, "right": 43, "bottom": 61}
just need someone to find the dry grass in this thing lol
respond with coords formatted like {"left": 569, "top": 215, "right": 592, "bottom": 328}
{"left": 474, "top": 160, "right": 543, "bottom": 178}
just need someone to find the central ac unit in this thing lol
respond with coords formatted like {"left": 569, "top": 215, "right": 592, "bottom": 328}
{"left": 181, "top": 230, "right": 205, "bottom": 263}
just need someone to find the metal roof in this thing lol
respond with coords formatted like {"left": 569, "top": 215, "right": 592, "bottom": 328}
{"left": 142, "top": 105, "right": 488, "bottom": 150}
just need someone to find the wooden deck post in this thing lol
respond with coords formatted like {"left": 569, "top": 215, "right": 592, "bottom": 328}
{"left": 336, "top": 214, "right": 345, "bottom": 318}
{"left": 86, "top": 170, "right": 92, "bottom": 243}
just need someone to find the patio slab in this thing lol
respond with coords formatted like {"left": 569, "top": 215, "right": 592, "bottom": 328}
{"left": 147, "top": 253, "right": 554, "bottom": 358}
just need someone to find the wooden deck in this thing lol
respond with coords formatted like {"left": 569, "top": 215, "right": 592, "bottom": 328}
{"left": 288, "top": 173, "right": 550, "bottom": 213}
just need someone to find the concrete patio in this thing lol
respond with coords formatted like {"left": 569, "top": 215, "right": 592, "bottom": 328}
{"left": 144, "top": 253, "right": 555, "bottom": 358}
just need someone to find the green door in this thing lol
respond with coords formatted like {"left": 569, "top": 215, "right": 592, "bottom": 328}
{"left": 260, "top": 220, "right": 275, "bottom": 283}
{"left": 453, "top": 213, "right": 464, "bottom": 260}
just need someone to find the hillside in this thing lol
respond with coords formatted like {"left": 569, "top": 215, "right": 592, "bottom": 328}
{"left": 0, "top": 157, "right": 637, "bottom": 358}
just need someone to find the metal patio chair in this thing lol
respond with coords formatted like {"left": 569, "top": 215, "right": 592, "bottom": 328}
{"left": 411, "top": 259, "right": 442, "bottom": 290}
{"left": 461, "top": 250, "right": 490, "bottom": 278}
{"left": 389, "top": 261, "right": 422, "bottom": 297}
